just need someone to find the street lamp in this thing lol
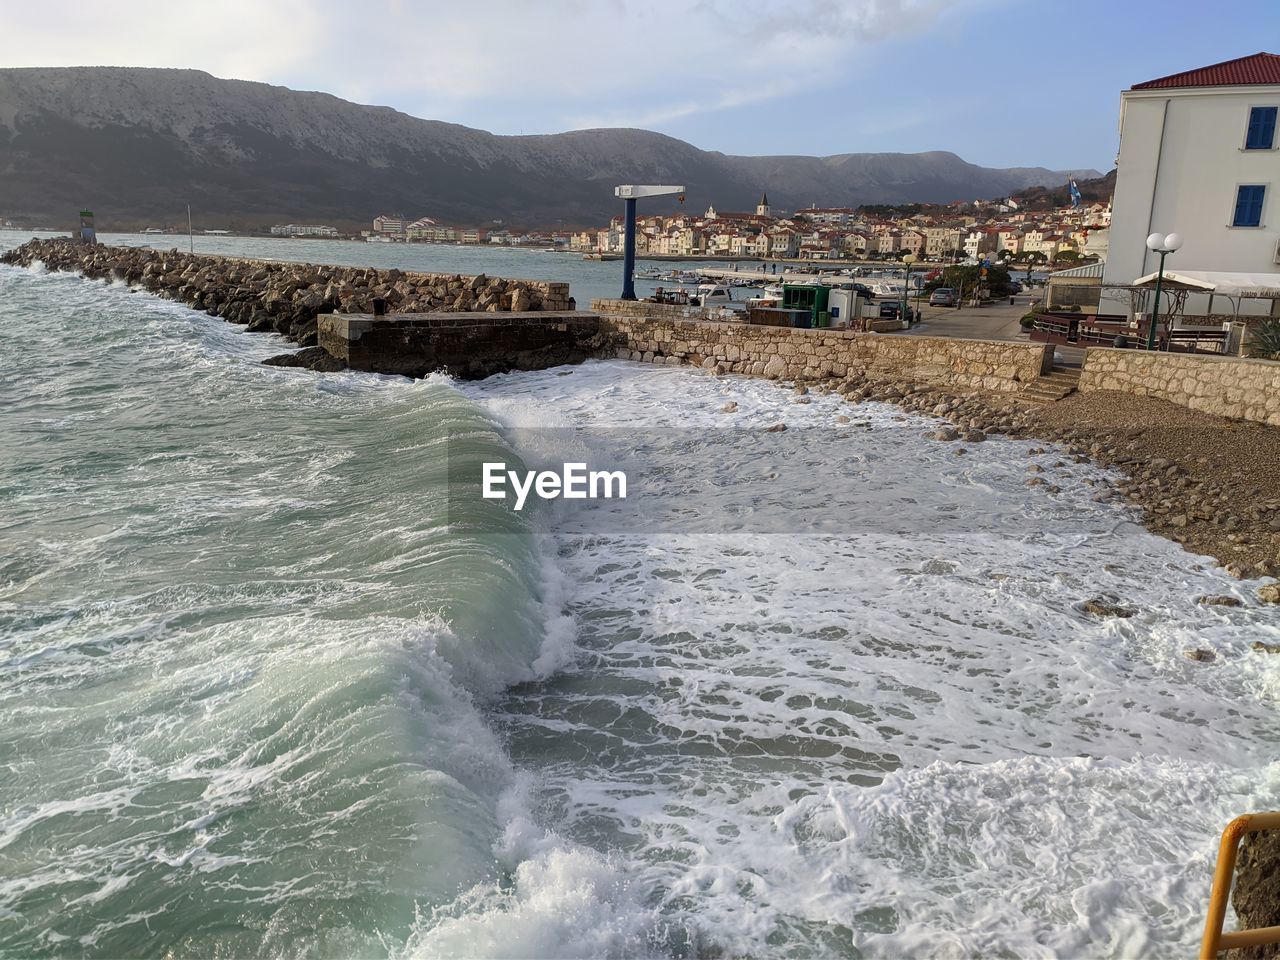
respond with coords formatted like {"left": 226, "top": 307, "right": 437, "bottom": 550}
{"left": 1144, "top": 231, "right": 1182, "bottom": 350}
{"left": 902, "top": 253, "right": 917, "bottom": 324}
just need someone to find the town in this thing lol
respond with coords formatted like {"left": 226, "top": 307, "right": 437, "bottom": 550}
{"left": 270, "top": 190, "right": 1112, "bottom": 269}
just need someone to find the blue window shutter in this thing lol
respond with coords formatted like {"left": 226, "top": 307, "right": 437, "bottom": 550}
{"left": 1233, "top": 185, "right": 1265, "bottom": 227}
{"left": 1246, "top": 107, "right": 1277, "bottom": 149}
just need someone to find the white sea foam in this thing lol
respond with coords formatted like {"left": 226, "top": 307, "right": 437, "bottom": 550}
{"left": 455, "top": 359, "right": 1280, "bottom": 958}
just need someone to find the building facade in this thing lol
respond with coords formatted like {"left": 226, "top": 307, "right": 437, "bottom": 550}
{"left": 1105, "top": 52, "right": 1280, "bottom": 299}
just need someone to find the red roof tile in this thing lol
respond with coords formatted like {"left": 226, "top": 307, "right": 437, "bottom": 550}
{"left": 1132, "top": 52, "right": 1280, "bottom": 89}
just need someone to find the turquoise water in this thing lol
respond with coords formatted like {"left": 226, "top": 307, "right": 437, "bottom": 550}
{"left": 2, "top": 246, "right": 1278, "bottom": 958}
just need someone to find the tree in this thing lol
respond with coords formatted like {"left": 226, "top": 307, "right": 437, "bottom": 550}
{"left": 924, "top": 263, "right": 1013, "bottom": 299}
{"left": 1023, "top": 250, "right": 1048, "bottom": 282}
{"left": 1055, "top": 250, "right": 1082, "bottom": 265}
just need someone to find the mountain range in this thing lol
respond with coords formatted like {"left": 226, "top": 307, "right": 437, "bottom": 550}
{"left": 0, "top": 68, "right": 1101, "bottom": 230}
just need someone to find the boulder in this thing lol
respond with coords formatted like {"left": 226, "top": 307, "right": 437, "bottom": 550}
{"left": 1198, "top": 595, "right": 1244, "bottom": 608}
{"left": 1227, "top": 829, "right": 1280, "bottom": 960}
{"left": 1081, "top": 597, "right": 1136, "bottom": 618}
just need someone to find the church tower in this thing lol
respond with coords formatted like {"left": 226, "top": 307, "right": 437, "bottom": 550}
{"left": 756, "top": 193, "right": 771, "bottom": 218}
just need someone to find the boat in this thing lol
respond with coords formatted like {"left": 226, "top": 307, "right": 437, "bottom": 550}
{"left": 746, "top": 284, "right": 784, "bottom": 308}
{"left": 693, "top": 283, "right": 733, "bottom": 305}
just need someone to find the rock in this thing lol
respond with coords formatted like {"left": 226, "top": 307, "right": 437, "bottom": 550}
{"left": 1197, "top": 595, "right": 1244, "bottom": 607}
{"left": 720, "top": 402, "right": 738, "bottom": 413}
{"left": 1028, "top": 464, "right": 1045, "bottom": 473}
{"left": 262, "top": 346, "right": 347, "bottom": 372}
{"left": 1259, "top": 584, "right": 1280, "bottom": 605}
{"left": 1252, "top": 641, "right": 1280, "bottom": 655}
{"left": 963, "top": 430, "right": 985, "bottom": 443}
{"left": 835, "top": 415, "right": 851, "bottom": 424}
{"left": 932, "top": 428, "right": 960, "bottom": 442}
{"left": 1081, "top": 597, "right": 1136, "bottom": 618}
{"left": 794, "top": 396, "right": 812, "bottom": 405}
{"left": 1183, "top": 648, "right": 1217, "bottom": 662}
{"left": 793, "top": 385, "right": 808, "bottom": 396}
{"left": 1229, "top": 829, "right": 1280, "bottom": 959}
{"left": 763, "top": 422, "right": 787, "bottom": 433}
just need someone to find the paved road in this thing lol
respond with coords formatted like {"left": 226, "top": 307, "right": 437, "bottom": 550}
{"left": 894, "top": 295, "right": 1086, "bottom": 367}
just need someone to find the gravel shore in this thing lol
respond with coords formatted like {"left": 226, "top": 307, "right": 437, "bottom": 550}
{"left": 820, "top": 373, "right": 1280, "bottom": 585}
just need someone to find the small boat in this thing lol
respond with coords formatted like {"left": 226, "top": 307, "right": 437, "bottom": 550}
{"left": 693, "top": 283, "right": 733, "bottom": 305}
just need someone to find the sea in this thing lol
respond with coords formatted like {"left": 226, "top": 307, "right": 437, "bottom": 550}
{"left": 1, "top": 231, "right": 1278, "bottom": 959}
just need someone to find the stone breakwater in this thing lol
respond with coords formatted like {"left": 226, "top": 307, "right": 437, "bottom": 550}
{"left": 0, "top": 238, "right": 571, "bottom": 350}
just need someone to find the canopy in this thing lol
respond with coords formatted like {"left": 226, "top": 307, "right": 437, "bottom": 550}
{"left": 1130, "top": 269, "right": 1280, "bottom": 299}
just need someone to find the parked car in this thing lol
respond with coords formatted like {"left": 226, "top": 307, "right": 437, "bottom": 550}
{"left": 878, "top": 302, "right": 915, "bottom": 322}
{"left": 929, "top": 287, "right": 957, "bottom": 307}
{"left": 850, "top": 282, "right": 877, "bottom": 301}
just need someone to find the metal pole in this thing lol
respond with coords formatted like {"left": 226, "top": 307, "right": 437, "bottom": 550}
{"left": 901, "top": 262, "right": 909, "bottom": 323}
{"left": 621, "top": 197, "right": 638, "bottom": 300}
{"left": 187, "top": 204, "right": 193, "bottom": 254}
{"left": 1146, "top": 249, "right": 1166, "bottom": 351}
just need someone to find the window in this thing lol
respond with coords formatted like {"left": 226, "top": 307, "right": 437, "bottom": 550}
{"left": 1233, "top": 185, "right": 1266, "bottom": 227}
{"left": 1245, "top": 106, "right": 1278, "bottom": 149}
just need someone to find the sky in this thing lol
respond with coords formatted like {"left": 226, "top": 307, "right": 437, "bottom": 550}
{"left": 3, "top": 0, "right": 1278, "bottom": 173}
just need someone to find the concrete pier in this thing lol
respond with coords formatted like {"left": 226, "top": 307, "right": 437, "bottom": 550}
{"left": 317, "top": 311, "right": 602, "bottom": 379}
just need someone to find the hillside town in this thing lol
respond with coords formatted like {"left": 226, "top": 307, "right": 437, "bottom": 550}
{"left": 570, "top": 193, "right": 1112, "bottom": 264}
{"left": 326, "top": 192, "right": 1112, "bottom": 267}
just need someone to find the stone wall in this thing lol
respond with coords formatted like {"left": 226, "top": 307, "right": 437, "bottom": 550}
{"left": 591, "top": 299, "right": 1052, "bottom": 390}
{"left": 1080, "top": 348, "right": 1280, "bottom": 426}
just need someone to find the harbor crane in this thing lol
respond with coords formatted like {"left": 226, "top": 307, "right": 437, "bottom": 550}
{"left": 614, "top": 184, "right": 685, "bottom": 300}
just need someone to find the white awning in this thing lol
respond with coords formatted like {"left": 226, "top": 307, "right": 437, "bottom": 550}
{"left": 1131, "top": 269, "right": 1280, "bottom": 298}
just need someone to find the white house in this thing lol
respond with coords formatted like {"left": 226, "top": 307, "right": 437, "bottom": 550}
{"left": 1104, "top": 52, "right": 1280, "bottom": 317}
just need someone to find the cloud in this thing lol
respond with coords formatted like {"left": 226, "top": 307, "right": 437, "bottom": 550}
{"left": 0, "top": 0, "right": 972, "bottom": 135}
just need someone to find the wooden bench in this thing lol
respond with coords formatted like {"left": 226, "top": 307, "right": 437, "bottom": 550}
{"left": 1166, "top": 329, "right": 1228, "bottom": 354}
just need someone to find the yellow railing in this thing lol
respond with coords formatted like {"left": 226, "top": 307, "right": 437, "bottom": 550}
{"left": 1201, "top": 812, "right": 1280, "bottom": 958}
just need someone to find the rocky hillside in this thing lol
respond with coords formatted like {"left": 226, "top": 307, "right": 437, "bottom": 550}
{"left": 0, "top": 67, "right": 1101, "bottom": 229}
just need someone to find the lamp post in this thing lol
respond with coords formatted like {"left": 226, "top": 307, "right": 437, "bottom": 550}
{"left": 1144, "top": 231, "right": 1182, "bottom": 350}
{"left": 902, "top": 253, "right": 917, "bottom": 324}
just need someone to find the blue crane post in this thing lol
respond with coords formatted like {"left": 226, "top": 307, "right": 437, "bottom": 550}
{"left": 622, "top": 197, "right": 638, "bottom": 300}
{"left": 614, "top": 185, "right": 686, "bottom": 301}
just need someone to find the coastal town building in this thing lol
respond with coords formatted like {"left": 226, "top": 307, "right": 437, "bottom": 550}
{"left": 1104, "top": 51, "right": 1280, "bottom": 317}
{"left": 269, "top": 224, "right": 339, "bottom": 237}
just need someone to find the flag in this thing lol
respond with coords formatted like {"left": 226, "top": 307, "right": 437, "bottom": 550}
{"left": 1069, "top": 179, "right": 1082, "bottom": 208}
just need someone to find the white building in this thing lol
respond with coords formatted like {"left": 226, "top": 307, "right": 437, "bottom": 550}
{"left": 1104, "top": 52, "right": 1280, "bottom": 317}
{"left": 270, "top": 224, "right": 338, "bottom": 237}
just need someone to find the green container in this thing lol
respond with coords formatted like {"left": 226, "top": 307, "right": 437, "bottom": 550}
{"left": 817, "top": 310, "right": 831, "bottom": 328}
{"left": 781, "top": 284, "right": 830, "bottom": 327}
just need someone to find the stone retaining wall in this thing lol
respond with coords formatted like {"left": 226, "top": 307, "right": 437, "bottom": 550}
{"left": 1080, "top": 348, "right": 1280, "bottom": 426}
{"left": 591, "top": 299, "right": 1052, "bottom": 390}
